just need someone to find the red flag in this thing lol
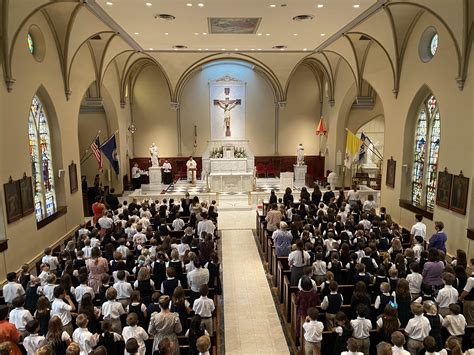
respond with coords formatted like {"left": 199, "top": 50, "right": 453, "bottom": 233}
{"left": 316, "top": 117, "right": 327, "bottom": 136}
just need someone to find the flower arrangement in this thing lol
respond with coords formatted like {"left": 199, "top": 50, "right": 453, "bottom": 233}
{"left": 234, "top": 147, "right": 247, "bottom": 158}
{"left": 210, "top": 147, "right": 224, "bottom": 158}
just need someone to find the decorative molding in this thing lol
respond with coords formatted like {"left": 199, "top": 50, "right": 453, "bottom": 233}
{"left": 170, "top": 102, "right": 180, "bottom": 110}
{"left": 277, "top": 101, "right": 287, "bottom": 108}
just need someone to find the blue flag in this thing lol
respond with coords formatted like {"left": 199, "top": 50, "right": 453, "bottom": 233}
{"left": 100, "top": 134, "right": 119, "bottom": 175}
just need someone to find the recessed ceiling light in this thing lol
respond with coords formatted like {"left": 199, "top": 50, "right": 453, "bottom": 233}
{"left": 198, "top": 48, "right": 202, "bottom": 51}
{"left": 251, "top": 48, "right": 255, "bottom": 51}
{"left": 149, "top": 47, "right": 153, "bottom": 50}
{"left": 154, "top": 14, "right": 176, "bottom": 20}
{"left": 194, "top": 32, "right": 199, "bottom": 35}
{"left": 353, "top": 4, "right": 360, "bottom": 8}
{"left": 257, "top": 33, "right": 263, "bottom": 36}
{"left": 106, "top": 1, "right": 113, "bottom": 5}
{"left": 145, "top": 2, "right": 152, "bottom": 6}
{"left": 265, "top": 33, "right": 270, "bottom": 36}
{"left": 197, "top": 3, "right": 204, "bottom": 7}
{"left": 317, "top": 4, "right": 324, "bottom": 8}
{"left": 303, "top": 48, "right": 308, "bottom": 51}
{"left": 205, "top": 48, "right": 209, "bottom": 50}
{"left": 164, "top": 32, "right": 169, "bottom": 35}
{"left": 270, "top": 4, "right": 276, "bottom": 7}
{"left": 134, "top": 32, "right": 139, "bottom": 35}
{"left": 293, "top": 33, "right": 298, "bottom": 36}
{"left": 221, "top": 48, "right": 226, "bottom": 51}
{"left": 202, "top": 32, "right": 207, "bottom": 35}
{"left": 234, "top": 48, "right": 238, "bottom": 51}
{"left": 320, "top": 33, "right": 325, "bottom": 36}
{"left": 292, "top": 14, "right": 315, "bottom": 21}
{"left": 186, "top": 3, "right": 193, "bottom": 6}
{"left": 257, "top": 48, "right": 262, "bottom": 51}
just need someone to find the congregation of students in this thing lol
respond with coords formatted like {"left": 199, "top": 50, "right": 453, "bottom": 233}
{"left": 266, "top": 185, "right": 474, "bottom": 355}
{"left": 1, "top": 194, "right": 220, "bottom": 355}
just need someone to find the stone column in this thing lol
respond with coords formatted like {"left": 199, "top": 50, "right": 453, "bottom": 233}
{"left": 275, "top": 101, "right": 286, "bottom": 155}
{"left": 171, "top": 102, "right": 181, "bottom": 156}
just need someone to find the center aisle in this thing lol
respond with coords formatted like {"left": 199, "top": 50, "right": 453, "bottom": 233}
{"left": 218, "top": 210, "right": 289, "bottom": 355}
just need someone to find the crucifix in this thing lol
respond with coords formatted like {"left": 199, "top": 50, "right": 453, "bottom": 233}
{"left": 213, "top": 87, "right": 241, "bottom": 137}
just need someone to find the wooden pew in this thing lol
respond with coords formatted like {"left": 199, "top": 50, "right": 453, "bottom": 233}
{"left": 277, "top": 258, "right": 290, "bottom": 302}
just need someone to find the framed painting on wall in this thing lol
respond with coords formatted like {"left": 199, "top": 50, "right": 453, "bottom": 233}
{"left": 69, "top": 162, "right": 78, "bottom": 193}
{"left": 435, "top": 169, "right": 452, "bottom": 209}
{"left": 3, "top": 177, "right": 22, "bottom": 224}
{"left": 386, "top": 157, "right": 396, "bottom": 188}
{"left": 19, "top": 174, "right": 34, "bottom": 216}
{"left": 450, "top": 172, "right": 469, "bottom": 215}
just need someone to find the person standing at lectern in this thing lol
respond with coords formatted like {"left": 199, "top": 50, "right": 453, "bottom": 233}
{"left": 186, "top": 157, "right": 197, "bottom": 184}
{"left": 162, "top": 160, "right": 172, "bottom": 185}
{"left": 132, "top": 163, "right": 141, "bottom": 190}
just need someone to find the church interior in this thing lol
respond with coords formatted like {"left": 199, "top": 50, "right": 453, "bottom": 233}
{"left": 0, "top": 0, "right": 473, "bottom": 354}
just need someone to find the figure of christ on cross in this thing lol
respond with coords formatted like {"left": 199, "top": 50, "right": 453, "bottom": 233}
{"left": 213, "top": 87, "right": 241, "bottom": 137}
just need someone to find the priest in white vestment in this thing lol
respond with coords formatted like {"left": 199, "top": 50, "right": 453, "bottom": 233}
{"left": 186, "top": 157, "right": 197, "bottom": 184}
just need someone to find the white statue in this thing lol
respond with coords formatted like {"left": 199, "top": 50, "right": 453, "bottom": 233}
{"left": 327, "top": 171, "right": 338, "bottom": 191}
{"left": 149, "top": 143, "right": 159, "bottom": 167}
{"left": 296, "top": 143, "right": 305, "bottom": 166}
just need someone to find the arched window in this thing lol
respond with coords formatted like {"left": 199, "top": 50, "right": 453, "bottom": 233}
{"left": 28, "top": 95, "right": 56, "bottom": 221}
{"left": 411, "top": 95, "right": 440, "bottom": 210}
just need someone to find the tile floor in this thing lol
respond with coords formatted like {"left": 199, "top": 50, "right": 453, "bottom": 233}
{"left": 220, "top": 210, "right": 289, "bottom": 355}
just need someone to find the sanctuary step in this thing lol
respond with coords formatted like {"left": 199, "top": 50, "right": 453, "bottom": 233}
{"left": 216, "top": 193, "right": 252, "bottom": 211}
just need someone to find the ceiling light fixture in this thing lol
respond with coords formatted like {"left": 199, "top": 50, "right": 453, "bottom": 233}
{"left": 198, "top": 48, "right": 202, "bottom": 50}
{"left": 186, "top": 3, "right": 193, "bottom": 6}
{"left": 197, "top": 3, "right": 204, "bottom": 7}
{"left": 234, "top": 48, "right": 239, "bottom": 51}
{"left": 202, "top": 32, "right": 207, "bottom": 35}
{"left": 320, "top": 33, "right": 325, "bottom": 36}
{"left": 265, "top": 33, "right": 270, "bottom": 36}
{"left": 353, "top": 4, "right": 360, "bottom": 8}
{"left": 134, "top": 32, "right": 139, "bottom": 35}
{"left": 251, "top": 48, "right": 255, "bottom": 51}
{"left": 194, "top": 32, "right": 199, "bottom": 35}
{"left": 164, "top": 32, "right": 169, "bottom": 35}
{"left": 105, "top": 1, "right": 113, "bottom": 5}
{"left": 303, "top": 48, "right": 308, "bottom": 51}
{"left": 257, "top": 48, "right": 262, "bottom": 51}
{"left": 292, "top": 14, "right": 315, "bottom": 21}
{"left": 270, "top": 4, "right": 276, "bottom": 7}
{"left": 317, "top": 4, "right": 324, "bottom": 8}
{"left": 221, "top": 48, "right": 226, "bottom": 51}
{"left": 154, "top": 14, "right": 176, "bottom": 20}
{"left": 293, "top": 33, "right": 298, "bottom": 36}
{"left": 149, "top": 47, "right": 153, "bottom": 50}
{"left": 145, "top": 2, "right": 152, "bottom": 6}
{"left": 257, "top": 33, "right": 263, "bottom": 36}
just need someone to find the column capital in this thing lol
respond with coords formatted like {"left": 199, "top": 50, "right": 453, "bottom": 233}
{"left": 170, "top": 102, "right": 180, "bottom": 110}
{"left": 276, "top": 101, "right": 287, "bottom": 108}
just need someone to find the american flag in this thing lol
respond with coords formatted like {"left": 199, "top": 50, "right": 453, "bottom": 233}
{"left": 89, "top": 136, "right": 103, "bottom": 171}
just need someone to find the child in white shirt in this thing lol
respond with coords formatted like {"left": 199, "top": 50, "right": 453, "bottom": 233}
{"left": 72, "top": 314, "right": 98, "bottom": 355}
{"left": 436, "top": 273, "right": 459, "bottom": 317}
{"left": 101, "top": 287, "right": 126, "bottom": 333}
{"left": 196, "top": 335, "right": 211, "bottom": 355}
{"left": 23, "top": 320, "right": 45, "bottom": 355}
{"left": 3, "top": 272, "right": 25, "bottom": 304}
{"left": 341, "top": 338, "right": 364, "bottom": 355}
{"left": 350, "top": 304, "right": 372, "bottom": 355}
{"left": 405, "top": 303, "right": 431, "bottom": 355}
{"left": 41, "top": 274, "right": 57, "bottom": 302}
{"left": 442, "top": 304, "right": 467, "bottom": 337}
{"left": 9, "top": 296, "right": 33, "bottom": 334}
{"left": 193, "top": 285, "right": 215, "bottom": 336}
{"left": 122, "top": 313, "right": 149, "bottom": 355}
{"left": 302, "top": 307, "right": 324, "bottom": 354}
{"left": 391, "top": 331, "right": 410, "bottom": 355}
{"left": 406, "top": 262, "right": 423, "bottom": 299}
{"left": 412, "top": 236, "right": 424, "bottom": 260}
{"left": 41, "top": 248, "right": 59, "bottom": 273}
{"left": 37, "top": 264, "right": 50, "bottom": 286}
{"left": 75, "top": 274, "right": 95, "bottom": 305}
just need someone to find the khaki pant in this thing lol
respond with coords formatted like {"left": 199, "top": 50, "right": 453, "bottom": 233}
{"left": 325, "top": 313, "right": 337, "bottom": 331}
{"left": 463, "top": 300, "right": 474, "bottom": 326}
{"left": 201, "top": 317, "right": 213, "bottom": 336}
{"left": 407, "top": 338, "right": 424, "bottom": 355}
{"left": 355, "top": 338, "right": 370, "bottom": 355}
{"left": 304, "top": 340, "right": 321, "bottom": 355}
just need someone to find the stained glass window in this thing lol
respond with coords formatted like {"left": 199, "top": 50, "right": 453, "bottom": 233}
{"left": 27, "top": 33, "right": 34, "bottom": 54}
{"left": 411, "top": 95, "right": 440, "bottom": 211}
{"left": 430, "top": 33, "right": 438, "bottom": 56}
{"left": 28, "top": 95, "right": 56, "bottom": 222}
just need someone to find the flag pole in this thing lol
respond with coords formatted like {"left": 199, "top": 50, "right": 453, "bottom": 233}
{"left": 99, "top": 130, "right": 119, "bottom": 148}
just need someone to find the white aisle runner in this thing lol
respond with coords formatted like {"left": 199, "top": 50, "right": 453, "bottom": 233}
{"left": 219, "top": 210, "right": 289, "bottom": 355}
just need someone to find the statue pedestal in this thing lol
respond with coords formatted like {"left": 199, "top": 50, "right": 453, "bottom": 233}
{"left": 143, "top": 166, "right": 162, "bottom": 190}
{"left": 280, "top": 172, "right": 294, "bottom": 191}
{"left": 293, "top": 165, "right": 307, "bottom": 188}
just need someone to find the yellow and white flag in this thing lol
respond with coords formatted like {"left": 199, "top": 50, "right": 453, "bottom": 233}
{"left": 344, "top": 129, "right": 363, "bottom": 168}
